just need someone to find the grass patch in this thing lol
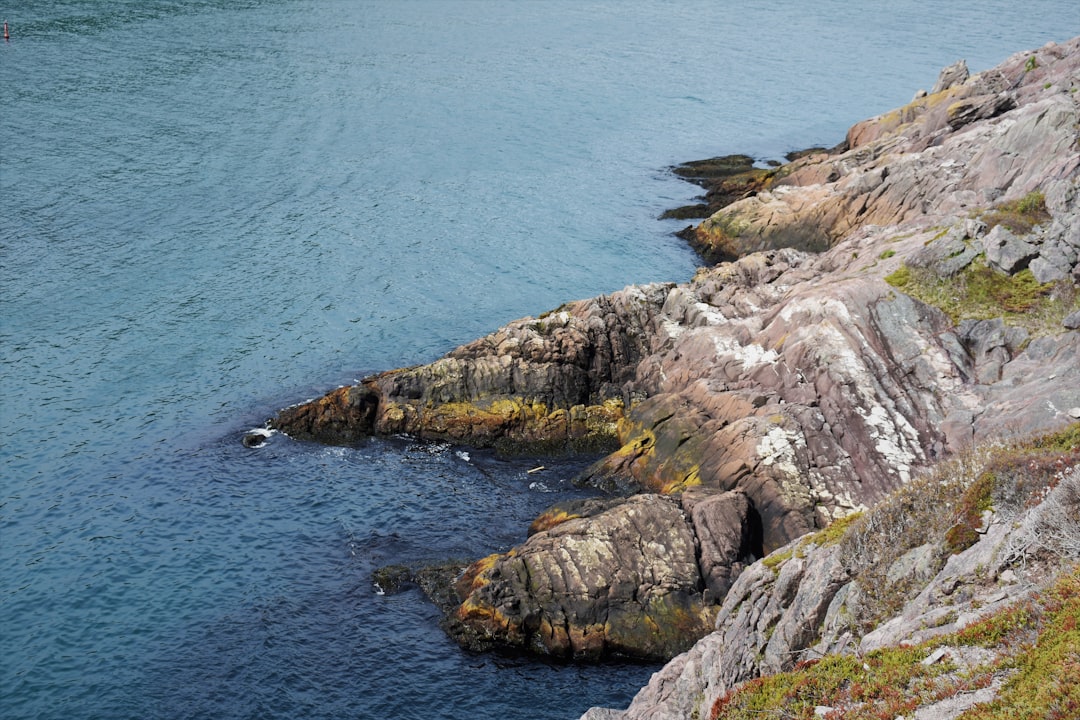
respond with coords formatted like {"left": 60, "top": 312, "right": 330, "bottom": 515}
{"left": 885, "top": 259, "right": 1078, "bottom": 336}
{"left": 837, "top": 424, "right": 1079, "bottom": 632}
{"left": 980, "top": 190, "right": 1051, "bottom": 236}
{"left": 879, "top": 249, "right": 896, "bottom": 259}
{"left": 959, "top": 568, "right": 1080, "bottom": 719}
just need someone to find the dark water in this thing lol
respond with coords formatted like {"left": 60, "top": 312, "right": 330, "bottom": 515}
{"left": 2, "top": 2, "right": 1077, "bottom": 718}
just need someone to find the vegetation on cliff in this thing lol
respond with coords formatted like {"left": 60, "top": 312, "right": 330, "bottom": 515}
{"left": 708, "top": 566, "right": 1080, "bottom": 720}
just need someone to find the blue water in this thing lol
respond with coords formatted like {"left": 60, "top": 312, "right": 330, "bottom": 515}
{"left": 2, "top": 2, "right": 1077, "bottom": 718}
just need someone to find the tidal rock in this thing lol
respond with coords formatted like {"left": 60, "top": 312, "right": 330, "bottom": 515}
{"left": 444, "top": 494, "right": 713, "bottom": 661}
{"left": 272, "top": 283, "right": 676, "bottom": 452}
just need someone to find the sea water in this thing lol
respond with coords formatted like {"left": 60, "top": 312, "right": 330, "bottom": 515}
{"left": 2, "top": 2, "right": 1076, "bottom": 718}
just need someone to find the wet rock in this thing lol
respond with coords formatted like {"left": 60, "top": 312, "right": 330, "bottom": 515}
{"left": 445, "top": 494, "right": 713, "bottom": 661}
{"left": 527, "top": 495, "right": 628, "bottom": 536}
{"left": 372, "top": 564, "right": 414, "bottom": 595}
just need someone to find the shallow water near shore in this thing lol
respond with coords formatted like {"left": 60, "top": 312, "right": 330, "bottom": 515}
{"left": 2, "top": 1, "right": 1078, "bottom": 718}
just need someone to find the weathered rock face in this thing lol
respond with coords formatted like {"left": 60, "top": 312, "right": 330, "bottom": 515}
{"left": 445, "top": 494, "right": 714, "bottom": 661}
{"left": 586, "top": 434, "right": 1079, "bottom": 720}
{"left": 273, "top": 283, "right": 674, "bottom": 452}
{"left": 271, "top": 39, "right": 1080, "bottom": 664}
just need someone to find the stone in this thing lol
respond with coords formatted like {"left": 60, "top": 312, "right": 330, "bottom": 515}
{"left": 982, "top": 224, "right": 1038, "bottom": 274}
{"left": 906, "top": 230, "right": 977, "bottom": 277}
{"left": 442, "top": 494, "right": 714, "bottom": 661}
{"left": 957, "top": 318, "right": 1029, "bottom": 384}
{"left": 931, "top": 59, "right": 970, "bottom": 94}
{"left": 1029, "top": 255, "right": 1069, "bottom": 283}
{"left": 946, "top": 92, "right": 1015, "bottom": 130}
{"left": 1063, "top": 311, "right": 1080, "bottom": 330}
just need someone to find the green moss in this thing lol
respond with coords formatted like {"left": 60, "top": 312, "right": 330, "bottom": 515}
{"left": 708, "top": 644, "right": 955, "bottom": 719}
{"left": 761, "top": 547, "right": 794, "bottom": 571}
{"left": 1022, "top": 422, "right": 1080, "bottom": 454}
{"left": 884, "top": 259, "right": 1078, "bottom": 336}
{"left": 1025, "top": 55, "right": 1039, "bottom": 72}
{"left": 958, "top": 569, "right": 1080, "bottom": 719}
{"left": 879, "top": 249, "right": 896, "bottom": 259}
{"left": 804, "top": 511, "right": 865, "bottom": 549}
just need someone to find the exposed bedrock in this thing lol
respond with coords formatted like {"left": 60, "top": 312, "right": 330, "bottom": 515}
{"left": 445, "top": 493, "right": 714, "bottom": 661}
{"left": 271, "top": 38, "right": 1080, "bottom": 662}
{"left": 272, "top": 283, "right": 672, "bottom": 452}
{"left": 686, "top": 37, "right": 1080, "bottom": 265}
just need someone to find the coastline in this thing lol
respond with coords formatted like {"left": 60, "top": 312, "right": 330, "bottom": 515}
{"left": 266, "top": 36, "right": 1080, "bottom": 717}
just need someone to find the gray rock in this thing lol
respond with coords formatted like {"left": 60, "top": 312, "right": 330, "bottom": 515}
{"left": 931, "top": 59, "right": 969, "bottom": 94}
{"left": 907, "top": 232, "right": 978, "bottom": 277}
{"left": 1029, "top": 255, "right": 1069, "bottom": 283}
{"left": 886, "top": 543, "right": 939, "bottom": 584}
{"left": 685, "top": 489, "right": 754, "bottom": 602}
{"left": 957, "top": 318, "right": 1029, "bottom": 384}
{"left": 946, "top": 92, "right": 1016, "bottom": 130}
{"left": 941, "top": 410, "right": 975, "bottom": 452}
{"left": 982, "top": 224, "right": 1039, "bottom": 274}
{"left": 580, "top": 710, "right": 624, "bottom": 720}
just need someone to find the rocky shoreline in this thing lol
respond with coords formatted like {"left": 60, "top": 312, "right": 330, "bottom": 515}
{"left": 267, "top": 37, "right": 1080, "bottom": 716}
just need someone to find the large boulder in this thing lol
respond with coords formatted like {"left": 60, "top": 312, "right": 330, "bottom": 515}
{"left": 443, "top": 494, "right": 714, "bottom": 661}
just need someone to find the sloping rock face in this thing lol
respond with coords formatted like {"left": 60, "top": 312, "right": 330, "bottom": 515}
{"left": 584, "top": 432, "right": 1079, "bottom": 720}
{"left": 271, "top": 39, "right": 1080, "bottom": 662}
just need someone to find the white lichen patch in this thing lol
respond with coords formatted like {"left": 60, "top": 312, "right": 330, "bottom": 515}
{"left": 710, "top": 332, "right": 779, "bottom": 369}
{"left": 858, "top": 403, "right": 920, "bottom": 483}
{"left": 757, "top": 426, "right": 806, "bottom": 479}
{"left": 693, "top": 301, "right": 730, "bottom": 326}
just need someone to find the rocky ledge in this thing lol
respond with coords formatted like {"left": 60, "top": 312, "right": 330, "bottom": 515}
{"left": 269, "top": 38, "right": 1080, "bottom": 669}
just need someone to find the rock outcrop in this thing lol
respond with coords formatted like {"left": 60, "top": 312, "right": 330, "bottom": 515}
{"left": 270, "top": 39, "right": 1080, "bottom": 663}
{"left": 583, "top": 426, "right": 1079, "bottom": 719}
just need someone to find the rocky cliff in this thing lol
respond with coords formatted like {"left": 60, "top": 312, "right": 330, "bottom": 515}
{"left": 582, "top": 424, "right": 1079, "bottom": 719}
{"left": 269, "top": 37, "right": 1080, "bottom": 677}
